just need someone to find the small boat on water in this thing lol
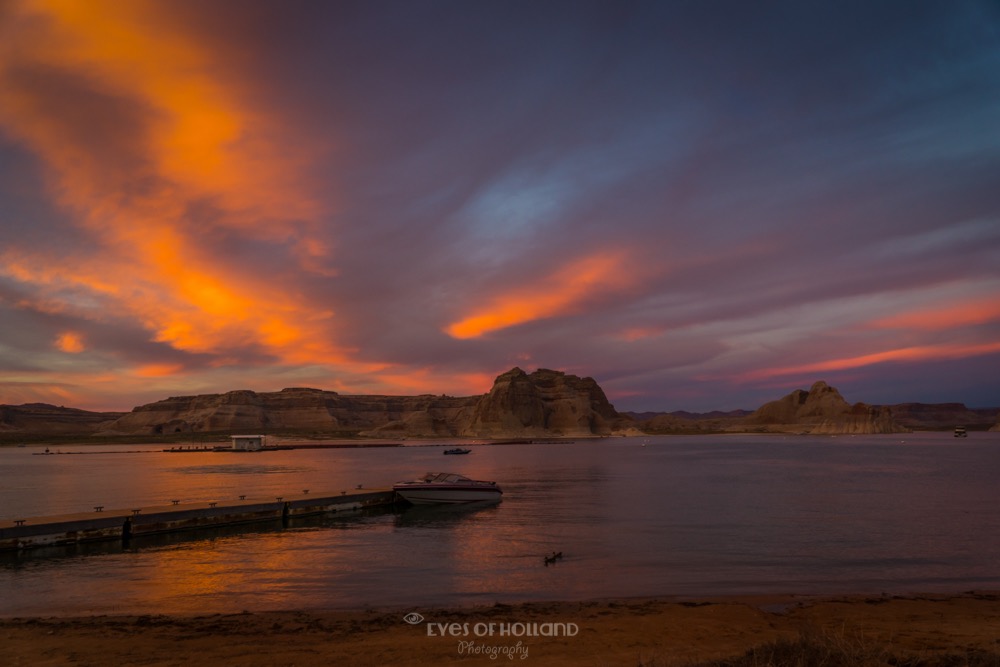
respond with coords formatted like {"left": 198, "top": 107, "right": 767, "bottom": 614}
{"left": 954, "top": 426, "right": 968, "bottom": 438}
{"left": 393, "top": 472, "right": 503, "bottom": 505}
{"left": 443, "top": 447, "right": 471, "bottom": 455}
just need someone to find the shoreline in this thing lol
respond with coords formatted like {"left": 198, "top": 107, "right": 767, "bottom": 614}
{"left": 0, "top": 424, "right": 998, "bottom": 449}
{"left": 4, "top": 591, "right": 999, "bottom": 666}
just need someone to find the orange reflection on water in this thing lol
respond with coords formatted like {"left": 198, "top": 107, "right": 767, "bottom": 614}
{"left": 141, "top": 529, "right": 306, "bottom": 609}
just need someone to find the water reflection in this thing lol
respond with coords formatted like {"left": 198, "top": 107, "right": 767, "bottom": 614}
{"left": 2, "top": 434, "right": 1000, "bottom": 617}
{"left": 393, "top": 502, "right": 501, "bottom": 529}
{"left": 0, "top": 507, "right": 393, "bottom": 568}
{"left": 170, "top": 464, "right": 317, "bottom": 475}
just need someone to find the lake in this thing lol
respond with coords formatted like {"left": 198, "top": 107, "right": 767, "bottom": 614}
{"left": 1, "top": 432, "right": 998, "bottom": 616}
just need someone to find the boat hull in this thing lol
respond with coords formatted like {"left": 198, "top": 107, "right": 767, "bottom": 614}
{"left": 393, "top": 472, "right": 503, "bottom": 505}
{"left": 393, "top": 487, "right": 502, "bottom": 505}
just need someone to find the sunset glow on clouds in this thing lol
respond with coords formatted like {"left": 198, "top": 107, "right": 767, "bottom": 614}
{"left": 737, "top": 341, "right": 1000, "bottom": 384}
{"left": 54, "top": 331, "right": 84, "bottom": 354}
{"left": 1, "top": 1, "right": 999, "bottom": 411}
{"left": 446, "top": 251, "right": 637, "bottom": 339}
{"left": 1, "top": 1, "right": 351, "bottom": 372}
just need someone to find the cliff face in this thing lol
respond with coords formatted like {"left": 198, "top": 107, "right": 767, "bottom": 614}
{"left": 97, "top": 368, "right": 624, "bottom": 438}
{"left": 463, "top": 367, "right": 621, "bottom": 437}
{"left": 744, "top": 381, "right": 905, "bottom": 434}
{"left": 103, "top": 387, "right": 478, "bottom": 436}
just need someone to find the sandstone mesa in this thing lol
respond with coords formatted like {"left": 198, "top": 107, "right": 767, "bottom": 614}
{"left": 2, "top": 368, "right": 997, "bottom": 439}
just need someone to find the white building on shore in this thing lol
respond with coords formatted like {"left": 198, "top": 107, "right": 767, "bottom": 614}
{"left": 230, "top": 435, "right": 266, "bottom": 451}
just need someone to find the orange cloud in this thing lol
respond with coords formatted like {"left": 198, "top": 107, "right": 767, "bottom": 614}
{"left": 134, "top": 363, "right": 184, "bottom": 378}
{"left": 372, "top": 369, "right": 497, "bottom": 397}
{"left": 739, "top": 341, "right": 1000, "bottom": 381}
{"left": 55, "top": 331, "right": 85, "bottom": 353}
{"left": 5, "top": 0, "right": 321, "bottom": 230}
{"left": 613, "top": 326, "right": 667, "bottom": 342}
{"left": 446, "top": 251, "right": 635, "bottom": 339}
{"left": 869, "top": 298, "right": 1000, "bottom": 331}
{"left": 0, "top": 1, "right": 356, "bottom": 371}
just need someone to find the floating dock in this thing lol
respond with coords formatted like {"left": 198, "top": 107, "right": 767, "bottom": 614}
{"left": 0, "top": 489, "right": 397, "bottom": 552}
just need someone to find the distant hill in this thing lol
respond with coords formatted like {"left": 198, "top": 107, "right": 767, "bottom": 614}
{"left": 0, "top": 403, "right": 124, "bottom": 437}
{"left": 888, "top": 403, "right": 999, "bottom": 431}
{"left": 630, "top": 398, "right": 998, "bottom": 433}
{"left": 2, "top": 374, "right": 997, "bottom": 440}
{"left": 623, "top": 409, "right": 751, "bottom": 421}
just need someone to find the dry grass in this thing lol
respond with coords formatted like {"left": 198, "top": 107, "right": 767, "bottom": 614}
{"left": 653, "top": 628, "right": 1000, "bottom": 667}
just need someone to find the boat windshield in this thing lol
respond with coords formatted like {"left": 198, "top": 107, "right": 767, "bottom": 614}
{"left": 422, "top": 472, "right": 470, "bottom": 483}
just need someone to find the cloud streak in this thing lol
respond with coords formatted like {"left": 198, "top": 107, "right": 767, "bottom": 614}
{"left": 446, "top": 251, "right": 638, "bottom": 339}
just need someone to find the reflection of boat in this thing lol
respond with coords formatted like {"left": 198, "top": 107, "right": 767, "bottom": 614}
{"left": 443, "top": 447, "right": 471, "bottom": 455}
{"left": 393, "top": 501, "right": 500, "bottom": 528}
{"left": 954, "top": 426, "right": 967, "bottom": 437}
{"left": 393, "top": 472, "right": 503, "bottom": 505}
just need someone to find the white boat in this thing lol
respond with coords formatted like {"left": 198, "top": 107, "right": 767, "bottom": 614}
{"left": 393, "top": 472, "right": 503, "bottom": 505}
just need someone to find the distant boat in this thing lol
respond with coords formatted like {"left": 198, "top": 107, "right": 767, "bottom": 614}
{"left": 954, "top": 426, "right": 968, "bottom": 438}
{"left": 393, "top": 472, "right": 502, "bottom": 504}
{"left": 443, "top": 447, "right": 471, "bottom": 455}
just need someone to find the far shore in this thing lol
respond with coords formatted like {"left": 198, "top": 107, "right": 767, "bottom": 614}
{"left": 3, "top": 592, "right": 999, "bottom": 666}
{"left": 0, "top": 435, "right": 592, "bottom": 449}
{"left": 3, "top": 429, "right": 995, "bottom": 449}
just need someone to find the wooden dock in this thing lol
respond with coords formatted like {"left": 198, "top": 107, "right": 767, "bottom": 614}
{"left": 0, "top": 489, "right": 397, "bottom": 551}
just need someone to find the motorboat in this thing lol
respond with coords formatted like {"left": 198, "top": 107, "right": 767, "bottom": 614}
{"left": 443, "top": 447, "right": 471, "bottom": 455}
{"left": 393, "top": 472, "right": 503, "bottom": 505}
{"left": 954, "top": 426, "right": 967, "bottom": 437}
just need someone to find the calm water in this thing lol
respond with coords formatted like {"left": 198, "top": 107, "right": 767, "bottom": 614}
{"left": 1, "top": 433, "right": 998, "bottom": 616}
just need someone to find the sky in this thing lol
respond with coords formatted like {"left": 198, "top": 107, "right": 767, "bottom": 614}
{"left": 1, "top": 0, "right": 999, "bottom": 414}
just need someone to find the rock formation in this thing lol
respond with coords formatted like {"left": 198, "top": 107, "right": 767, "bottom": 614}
{"left": 743, "top": 381, "right": 905, "bottom": 434}
{"left": 4, "top": 373, "right": 990, "bottom": 440}
{"left": 101, "top": 387, "right": 478, "bottom": 436}
{"left": 363, "top": 368, "right": 624, "bottom": 438}
{"left": 462, "top": 367, "right": 622, "bottom": 437}
{"left": 91, "top": 368, "right": 626, "bottom": 439}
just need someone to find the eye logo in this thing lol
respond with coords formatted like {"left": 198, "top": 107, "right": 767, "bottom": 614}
{"left": 403, "top": 612, "right": 424, "bottom": 625}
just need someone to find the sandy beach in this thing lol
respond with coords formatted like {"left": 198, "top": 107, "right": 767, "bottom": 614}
{"left": 3, "top": 592, "right": 999, "bottom": 666}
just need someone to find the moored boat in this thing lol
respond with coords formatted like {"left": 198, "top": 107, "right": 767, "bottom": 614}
{"left": 443, "top": 447, "right": 471, "bottom": 455}
{"left": 954, "top": 426, "right": 967, "bottom": 437}
{"left": 393, "top": 472, "right": 502, "bottom": 504}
